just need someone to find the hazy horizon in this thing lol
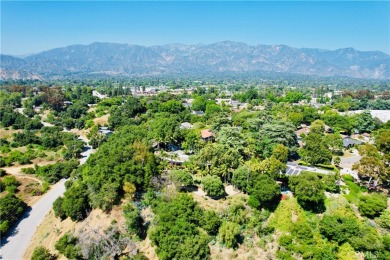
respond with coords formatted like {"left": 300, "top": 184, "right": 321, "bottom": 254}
{"left": 1, "top": 1, "right": 389, "bottom": 55}
{"left": 3, "top": 40, "right": 390, "bottom": 58}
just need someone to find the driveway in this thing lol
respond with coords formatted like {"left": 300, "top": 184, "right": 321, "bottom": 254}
{"left": 340, "top": 155, "right": 361, "bottom": 169}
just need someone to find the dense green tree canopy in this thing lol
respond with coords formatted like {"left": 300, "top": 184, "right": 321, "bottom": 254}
{"left": 256, "top": 121, "right": 298, "bottom": 158}
{"left": 289, "top": 172, "right": 325, "bottom": 211}
{"left": 248, "top": 174, "right": 281, "bottom": 209}
{"left": 193, "top": 143, "right": 242, "bottom": 182}
{"left": 299, "top": 132, "right": 332, "bottom": 165}
{"left": 149, "top": 194, "right": 211, "bottom": 260}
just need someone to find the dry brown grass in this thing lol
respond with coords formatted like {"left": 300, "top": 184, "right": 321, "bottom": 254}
{"left": 0, "top": 128, "right": 23, "bottom": 141}
{"left": 66, "top": 128, "right": 89, "bottom": 140}
{"left": 1, "top": 161, "right": 57, "bottom": 175}
{"left": 0, "top": 175, "right": 42, "bottom": 205}
{"left": 1, "top": 161, "right": 60, "bottom": 207}
{"left": 87, "top": 107, "right": 97, "bottom": 113}
{"left": 340, "top": 149, "right": 358, "bottom": 158}
{"left": 210, "top": 233, "right": 277, "bottom": 260}
{"left": 15, "top": 176, "right": 43, "bottom": 206}
{"left": 24, "top": 203, "right": 158, "bottom": 260}
{"left": 93, "top": 114, "right": 110, "bottom": 126}
{"left": 192, "top": 190, "right": 248, "bottom": 213}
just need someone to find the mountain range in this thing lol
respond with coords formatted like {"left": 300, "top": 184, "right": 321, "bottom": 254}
{"left": 1, "top": 41, "right": 389, "bottom": 80}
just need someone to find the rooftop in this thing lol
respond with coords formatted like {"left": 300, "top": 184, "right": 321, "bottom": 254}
{"left": 343, "top": 137, "right": 363, "bottom": 148}
{"left": 201, "top": 129, "right": 214, "bottom": 139}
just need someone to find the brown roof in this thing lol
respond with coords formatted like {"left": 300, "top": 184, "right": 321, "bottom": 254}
{"left": 201, "top": 129, "right": 214, "bottom": 139}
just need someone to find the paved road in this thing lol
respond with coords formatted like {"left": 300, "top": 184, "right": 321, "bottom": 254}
{"left": 0, "top": 136, "right": 94, "bottom": 259}
{"left": 0, "top": 179, "right": 67, "bottom": 259}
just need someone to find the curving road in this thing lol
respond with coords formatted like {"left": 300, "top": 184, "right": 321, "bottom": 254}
{"left": 0, "top": 136, "right": 94, "bottom": 259}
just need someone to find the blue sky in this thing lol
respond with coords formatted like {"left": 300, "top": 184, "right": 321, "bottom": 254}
{"left": 1, "top": 1, "right": 389, "bottom": 55}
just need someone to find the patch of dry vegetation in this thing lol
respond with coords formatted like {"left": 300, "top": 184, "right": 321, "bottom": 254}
{"left": 25, "top": 203, "right": 158, "bottom": 260}
{"left": 93, "top": 114, "right": 110, "bottom": 126}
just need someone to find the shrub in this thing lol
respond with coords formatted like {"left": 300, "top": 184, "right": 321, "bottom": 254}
{"left": 169, "top": 169, "right": 193, "bottom": 189}
{"left": 337, "top": 243, "right": 357, "bottom": 260}
{"left": 359, "top": 194, "right": 387, "bottom": 218}
{"left": 31, "top": 246, "right": 57, "bottom": 260}
{"left": 35, "top": 160, "right": 79, "bottom": 184}
{"left": 218, "top": 221, "right": 241, "bottom": 248}
{"left": 53, "top": 197, "right": 66, "bottom": 220}
{"left": 349, "top": 224, "right": 382, "bottom": 252}
{"left": 268, "top": 198, "right": 306, "bottom": 232}
{"left": 201, "top": 210, "right": 221, "bottom": 235}
{"left": 319, "top": 215, "right": 360, "bottom": 245}
{"left": 248, "top": 195, "right": 260, "bottom": 209}
{"left": 123, "top": 203, "right": 143, "bottom": 237}
{"left": 149, "top": 194, "right": 211, "bottom": 259}
{"left": 289, "top": 171, "right": 325, "bottom": 212}
{"left": 3, "top": 175, "right": 19, "bottom": 187}
{"left": 21, "top": 167, "right": 35, "bottom": 174}
{"left": 377, "top": 211, "right": 390, "bottom": 230}
{"left": 232, "top": 166, "right": 249, "bottom": 192}
{"left": 12, "top": 131, "right": 40, "bottom": 146}
{"left": 55, "top": 233, "right": 81, "bottom": 259}
{"left": 61, "top": 182, "right": 90, "bottom": 221}
{"left": 321, "top": 174, "right": 340, "bottom": 193}
{"left": 5, "top": 185, "right": 18, "bottom": 194}
{"left": 202, "top": 175, "right": 225, "bottom": 198}
{"left": 342, "top": 174, "right": 354, "bottom": 182}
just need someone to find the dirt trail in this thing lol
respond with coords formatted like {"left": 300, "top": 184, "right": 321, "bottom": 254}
{"left": 1, "top": 161, "right": 57, "bottom": 185}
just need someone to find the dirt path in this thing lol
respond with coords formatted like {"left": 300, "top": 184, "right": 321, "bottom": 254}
{"left": 1, "top": 161, "right": 57, "bottom": 185}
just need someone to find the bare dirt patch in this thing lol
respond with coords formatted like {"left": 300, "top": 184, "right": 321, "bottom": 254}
{"left": 15, "top": 176, "right": 42, "bottom": 205}
{"left": 225, "top": 185, "right": 240, "bottom": 196}
{"left": 138, "top": 236, "right": 159, "bottom": 260}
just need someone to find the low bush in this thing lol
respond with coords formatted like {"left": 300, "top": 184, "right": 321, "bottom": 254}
{"left": 377, "top": 211, "right": 390, "bottom": 230}
{"left": 55, "top": 233, "right": 81, "bottom": 259}
{"left": 31, "top": 246, "right": 57, "bottom": 260}
{"left": 359, "top": 194, "right": 387, "bottom": 218}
